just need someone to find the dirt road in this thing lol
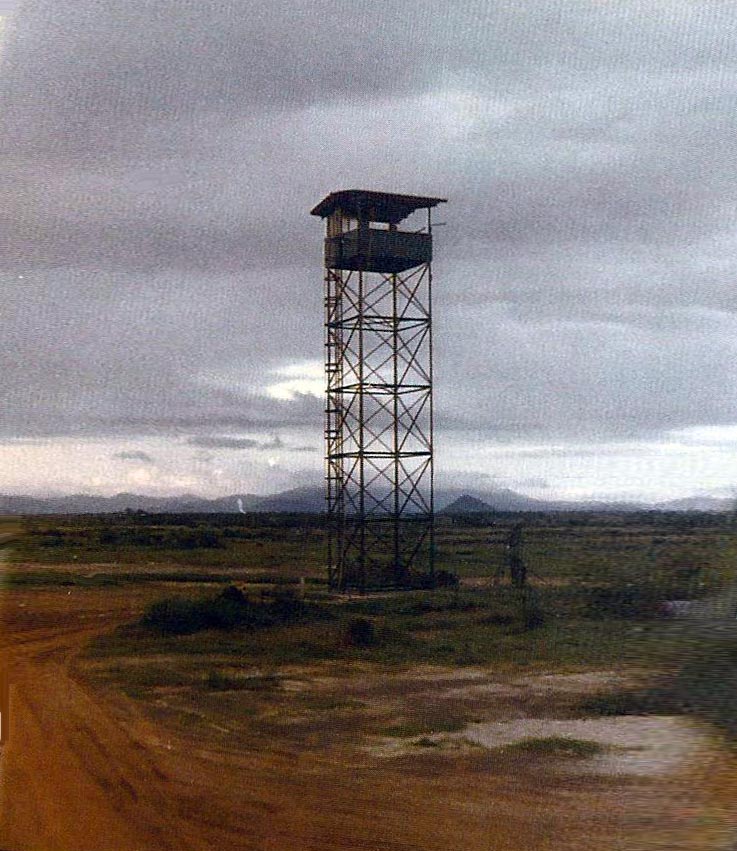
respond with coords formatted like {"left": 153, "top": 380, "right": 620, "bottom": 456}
{"left": 1, "top": 586, "right": 736, "bottom": 851}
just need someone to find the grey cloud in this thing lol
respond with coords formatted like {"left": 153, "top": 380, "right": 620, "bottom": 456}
{"left": 436, "top": 301, "right": 737, "bottom": 441}
{"left": 3, "top": 1, "right": 737, "bottom": 456}
{"left": 0, "top": 265, "right": 322, "bottom": 439}
{"left": 188, "top": 436, "right": 261, "bottom": 450}
{"left": 113, "top": 450, "right": 155, "bottom": 463}
{"left": 6, "top": 70, "right": 735, "bottom": 276}
{"left": 1, "top": 0, "right": 439, "bottom": 146}
{"left": 469, "top": 444, "right": 661, "bottom": 460}
{"left": 514, "top": 477, "right": 550, "bottom": 489}
{"left": 187, "top": 433, "right": 314, "bottom": 452}
{"left": 96, "top": 412, "right": 312, "bottom": 435}
{"left": 3, "top": 2, "right": 736, "bottom": 281}
{"left": 5, "top": 2, "right": 736, "bottom": 150}
{"left": 192, "top": 451, "right": 214, "bottom": 464}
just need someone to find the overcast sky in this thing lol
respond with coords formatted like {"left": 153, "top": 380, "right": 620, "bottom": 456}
{"left": 3, "top": 0, "right": 737, "bottom": 501}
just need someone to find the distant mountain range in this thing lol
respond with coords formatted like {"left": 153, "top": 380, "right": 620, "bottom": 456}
{"left": 440, "top": 490, "right": 735, "bottom": 514}
{"left": 440, "top": 489, "right": 735, "bottom": 514}
{"left": 439, "top": 488, "right": 553, "bottom": 513}
{"left": 0, "top": 485, "right": 733, "bottom": 515}
{"left": 0, "top": 486, "right": 325, "bottom": 516}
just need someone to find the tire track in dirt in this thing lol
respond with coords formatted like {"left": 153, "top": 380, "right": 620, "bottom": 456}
{"left": 0, "top": 592, "right": 469, "bottom": 851}
{"left": 0, "top": 594, "right": 210, "bottom": 851}
{"left": 2, "top": 586, "right": 737, "bottom": 850}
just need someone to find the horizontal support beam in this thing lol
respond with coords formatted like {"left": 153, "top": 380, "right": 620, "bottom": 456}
{"left": 327, "top": 316, "right": 429, "bottom": 329}
{"left": 328, "top": 383, "right": 430, "bottom": 395}
{"left": 327, "top": 450, "right": 431, "bottom": 460}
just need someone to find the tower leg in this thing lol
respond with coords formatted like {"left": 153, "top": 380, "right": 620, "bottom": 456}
{"left": 325, "top": 262, "right": 434, "bottom": 591}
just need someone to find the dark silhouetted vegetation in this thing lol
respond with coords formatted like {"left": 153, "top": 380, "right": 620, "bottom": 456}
{"left": 343, "top": 617, "right": 376, "bottom": 647}
{"left": 141, "top": 586, "right": 316, "bottom": 635}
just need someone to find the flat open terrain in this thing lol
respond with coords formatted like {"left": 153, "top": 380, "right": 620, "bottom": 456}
{"left": 3, "top": 513, "right": 737, "bottom": 849}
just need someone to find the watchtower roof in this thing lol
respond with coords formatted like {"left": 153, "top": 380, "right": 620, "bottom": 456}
{"left": 311, "top": 189, "right": 446, "bottom": 224}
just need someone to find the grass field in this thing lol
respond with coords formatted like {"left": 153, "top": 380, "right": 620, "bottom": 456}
{"left": 11, "top": 509, "right": 737, "bottom": 723}
{"left": 14, "top": 508, "right": 737, "bottom": 589}
{"left": 6, "top": 509, "right": 737, "bottom": 849}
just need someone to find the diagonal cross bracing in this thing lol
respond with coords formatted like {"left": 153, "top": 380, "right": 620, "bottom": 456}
{"left": 320, "top": 202, "right": 439, "bottom": 592}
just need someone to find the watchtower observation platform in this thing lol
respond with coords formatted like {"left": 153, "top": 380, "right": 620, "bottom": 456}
{"left": 311, "top": 189, "right": 446, "bottom": 274}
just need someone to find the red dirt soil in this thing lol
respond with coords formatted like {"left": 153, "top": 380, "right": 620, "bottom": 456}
{"left": 1, "top": 587, "right": 736, "bottom": 851}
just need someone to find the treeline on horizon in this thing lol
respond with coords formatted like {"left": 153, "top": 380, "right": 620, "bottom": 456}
{"left": 11, "top": 508, "right": 735, "bottom": 528}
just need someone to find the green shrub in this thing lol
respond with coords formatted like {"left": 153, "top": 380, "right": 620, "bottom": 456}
{"left": 499, "top": 737, "right": 604, "bottom": 759}
{"left": 141, "top": 586, "right": 321, "bottom": 636}
{"left": 664, "top": 624, "right": 737, "bottom": 736}
{"left": 268, "top": 589, "right": 303, "bottom": 621}
{"left": 523, "top": 602, "right": 545, "bottom": 630}
{"left": 171, "top": 530, "right": 223, "bottom": 549}
{"left": 343, "top": 617, "right": 376, "bottom": 647}
{"left": 586, "top": 584, "right": 661, "bottom": 619}
{"left": 141, "top": 586, "right": 258, "bottom": 634}
{"left": 582, "top": 622, "right": 737, "bottom": 740}
{"left": 578, "top": 689, "right": 669, "bottom": 717}
{"left": 432, "top": 570, "right": 460, "bottom": 589}
{"left": 204, "top": 669, "right": 233, "bottom": 690}
{"left": 141, "top": 598, "right": 212, "bottom": 634}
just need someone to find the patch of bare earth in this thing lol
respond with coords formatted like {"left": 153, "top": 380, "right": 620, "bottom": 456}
{"left": 1, "top": 584, "right": 737, "bottom": 849}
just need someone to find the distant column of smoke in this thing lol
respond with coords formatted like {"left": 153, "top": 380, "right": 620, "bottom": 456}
{"left": 237, "top": 498, "right": 246, "bottom": 515}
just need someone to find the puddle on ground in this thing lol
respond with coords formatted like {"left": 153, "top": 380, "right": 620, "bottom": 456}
{"left": 369, "top": 714, "right": 710, "bottom": 777}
